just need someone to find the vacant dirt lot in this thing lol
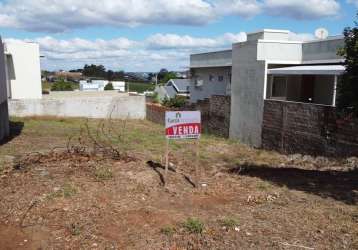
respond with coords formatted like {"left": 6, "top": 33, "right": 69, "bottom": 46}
{"left": 0, "top": 117, "right": 357, "bottom": 250}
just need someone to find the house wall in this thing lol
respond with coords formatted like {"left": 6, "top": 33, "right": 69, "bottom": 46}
{"left": 257, "top": 41, "right": 302, "bottom": 62}
{"left": 0, "top": 38, "right": 9, "bottom": 141}
{"left": 302, "top": 37, "right": 344, "bottom": 63}
{"left": 5, "top": 42, "right": 42, "bottom": 99}
{"left": 190, "top": 50, "right": 232, "bottom": 68}
{"left": 230, "top": 40, "right": 267, "bottom": 147}
{"left": 262, "top": 100, "right": 358, "bottom": 157}
{"left": 190, "top": 67, "right": 231, "bottom": 103}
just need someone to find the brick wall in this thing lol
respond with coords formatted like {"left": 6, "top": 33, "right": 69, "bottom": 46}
{"left": 262, "top": 100, "right": 358, "bottom": 157}
{"left": 208, "top": 95, "right": 231, "bottom": 137}
{"left": 146, "top": 95, "right": 231, "bottom": 137}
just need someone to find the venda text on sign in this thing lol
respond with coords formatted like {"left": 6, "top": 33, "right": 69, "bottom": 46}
{"left": 165, "top": 111, "right": 201, "bottom": 139}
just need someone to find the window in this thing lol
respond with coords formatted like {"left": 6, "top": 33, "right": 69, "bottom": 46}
{"left": 271, "top": 77, "right": 287, "bottom": 99}
{"left": 209, "top": 75, "right": 214, "bottom": 81}
{"left": 218, "top": 75, "right": 224, "bottom": 82}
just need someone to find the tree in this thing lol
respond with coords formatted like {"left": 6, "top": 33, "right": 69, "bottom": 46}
{"left": 51, "top": 79, "right": 74, "bottom": 91}
{"left": 157, "top": 68, "right": 168, "bottom": 82}
{"left": 107, "top": 70, "right": 114, "bottom": 81}
{"left": 83, "top": 64, "right": 107, "bottom": 78}
{"left": 337, "top": 12, "right": 358, "bottom": 117}
{"left": 104, "top": 82, "right": 114, "bottom": 91}
{"left": 162, "top": 72, "right": 177, "bottom": 84}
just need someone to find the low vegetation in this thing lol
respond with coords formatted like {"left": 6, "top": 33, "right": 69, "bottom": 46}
{"left": 104, "top": 82, "right": 114, "bottom": 91}
{"left": 182, "top": 218, "right": 205, "bottom": 234}
{"left": 0, "top": 117, "right": 357, "bottom": 249}
{"left": 126, "top": 82, "right": 155, "bottom": 93}
{"left": 161, "top": 95, "right": 187, "bottom": 108}
{"left": 50, "top": 79, "right": 79, "bottom": 91}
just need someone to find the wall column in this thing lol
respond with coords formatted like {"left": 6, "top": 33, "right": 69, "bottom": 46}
{"left": 332, "top": 75, "right": 338, "bottom": 107}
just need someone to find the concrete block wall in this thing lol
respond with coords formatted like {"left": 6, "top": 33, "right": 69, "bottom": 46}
{"left": 146, "top": 95, "right": 231, "bottom": 138}
{"left": 208, "top": 95, "right": 231, "bottom": 137}
{"left": 146, "top": 103, "right": 170, "bottom": 125}
{"left": 9, "top": 95, "right": 146, "bottom": 119}
{"left": 262, "top": 100, "right": 358, "bottom": 157}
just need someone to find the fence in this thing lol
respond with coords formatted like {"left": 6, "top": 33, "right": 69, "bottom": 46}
{"left": 262, "top": 99, "right": 358, "bottom": 157}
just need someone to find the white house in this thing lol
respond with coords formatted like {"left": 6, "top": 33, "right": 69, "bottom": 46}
{"left": 0, "top": 37, "right": 9, "bottom": 141}
{"left": 111, "top": 81, "right": 126, "bottom": 92}
{"left": 4, "top": 41, "right": 42, "bottom": 99}
{"left": 190, "top": 29, "right": 344, "bottom": 147}
{"left": 80, "top": 80, "right": 125, "bottom": 92}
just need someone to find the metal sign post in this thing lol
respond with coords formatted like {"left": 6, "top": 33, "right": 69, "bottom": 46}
{"left": 165, "top": 111, "right": 201, "bottom": 187}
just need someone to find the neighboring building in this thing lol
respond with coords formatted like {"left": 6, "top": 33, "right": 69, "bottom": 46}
{"left": 80, "top": 80, "right": 125, "bottom": 92}
{"left": 231, "top": 30, "right": 344, "bottom": 147}
{"left": 189, "top": 50, "right": 232, "bottom": 103}
{"left": 4, "top": 41, "right": 42, "bottom": 99}
{"left": 190, "top": 29, "right": 344, "bottom": 148}
{"left": 112, "top": 81, "right": 126, "bottom": 92}
{"left": 80, "top": 80, "right": 108, "bottom": 91}
{"left": 154, "top": 79, "right": 190, "bottom": 101}
{"left": 0, "top": 37, "right": 9, "bottom": 141}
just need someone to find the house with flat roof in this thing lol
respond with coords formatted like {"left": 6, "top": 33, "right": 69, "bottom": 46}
{"left": 0, "top": 37, "right": 9, "bottom": 141}
{"left": 4, "top": 41, "right": 42, "bottom": 99}
{"left": 231, "top": 29, "right": 344, "bottom": 147}
{"left": 190, "top": 29, "right": 346, "bottom": 153}
{"left": 189, "top": 50, "right": 232, "bottom": 103}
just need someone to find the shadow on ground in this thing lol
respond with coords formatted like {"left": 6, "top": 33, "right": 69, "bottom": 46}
{"left": 229, "top": 164, "right": 358, "bottom": 205}
{"left": 0, "top": 121, "right": 24, "bottom": 145}
{"left": 147, "top": 160, "right": 196, "bottom": 188}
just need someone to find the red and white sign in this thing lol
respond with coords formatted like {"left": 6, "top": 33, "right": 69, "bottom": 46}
{"left": 165, "top": 111, "right": 201, "bottom": 139}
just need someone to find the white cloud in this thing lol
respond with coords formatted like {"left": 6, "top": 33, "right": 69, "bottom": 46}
{"left": 213, "top": 0, "right": 261, "bottom": 18}
{"left": 146, "top": 32, "right": 247, "bottom": 49}
{"left": 264, "top": 0, "right": 340, "bottom": 19}
{"left": 348, "top": 0, "right": 358, "bottom": 7}
{"left": 4, "top": 32, "right": 243, "bottom": 71}
{"left": 0, "top": 0, "right": 342, "bottom": 32}
{"left": 0, "top": 0, "right": 216, "bottom": 32}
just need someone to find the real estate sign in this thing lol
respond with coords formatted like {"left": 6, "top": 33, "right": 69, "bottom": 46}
{"left": 165, "top": 111, "right": 201, "bottom": 140}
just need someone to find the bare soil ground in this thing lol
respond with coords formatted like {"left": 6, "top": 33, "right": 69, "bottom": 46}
{"left": 0, "top": 117, "right": 357, "bottom": 250}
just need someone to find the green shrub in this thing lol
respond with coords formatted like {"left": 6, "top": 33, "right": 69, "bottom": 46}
{"left": 152, "top": 92, "right": 160, "bottom": 103}
{"left": 51, "top": 80, "right": 74, "bottom": 91}
{"left": 161, "top": 95, "right": 187, "bottom": 108}
{"left": 182, "top": 218, "right": 204, "bottom": 234}
{"left": 104, "top": 82, "right": 114, "bottom": 91}
{"left": 218, "top": 217, "right": 239, "bottom": 229}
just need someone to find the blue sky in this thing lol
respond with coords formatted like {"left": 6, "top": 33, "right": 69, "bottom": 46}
{"left": 0, "top": 0, "right": 357, "bottom": 72}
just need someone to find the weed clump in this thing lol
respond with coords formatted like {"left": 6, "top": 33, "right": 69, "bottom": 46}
{"left": 218, "top": 217, "right": 239, "bottom": 230}
{"left": 183, "top": 218, "right": 204, "bottom": 234}
{"left": 95, "top": 166, "right": 113, "bottom": 181}
{"left": 160, "top": 226, "right": 175, "bottom": 236}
